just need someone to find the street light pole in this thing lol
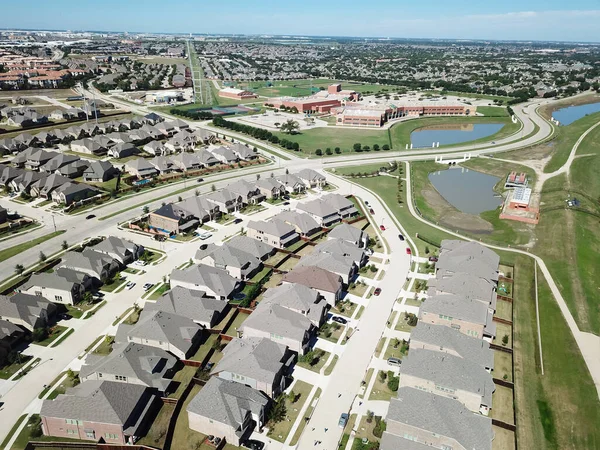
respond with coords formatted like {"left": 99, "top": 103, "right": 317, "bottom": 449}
{"left": 52, "top": 215, "right": 57, "bottom": 233}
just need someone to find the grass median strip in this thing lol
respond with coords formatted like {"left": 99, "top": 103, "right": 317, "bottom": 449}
{"left": 0, "top": 230, "right": 65, "bottom": 263}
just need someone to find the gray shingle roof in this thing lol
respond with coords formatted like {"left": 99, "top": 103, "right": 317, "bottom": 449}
{"left": 410, "top": 322, "right": 494, "bottom": 370}
{"left": 385, "top": 387, "right": 493, "bottom": 450}
{"left": 195, "top": 243, "right": 261, "bottom": 276}
{"left": 226, "top": 235, "right": 275, "bottom": 260}
{"left": 296, "top": 251, "right": 355, "bottom": 278}
{"left": 328, "top": 223, "right": 366, "bottom": 244}
{"left": 297, "top": 168, "right": 325, "bottom": 182}
{"left": 429, "top": 271, "right": 497, "bottom": 308}
{"left": 314, "top": 238, "right": 365, "bottom": 264}
{"left": 380, "top": 433, "right": 433, "bottom": 450}
{"left": 170, "top": 264, "right": 240, "bottom": 298}
{"left": 212, "top": 337, "right": 288, "bottom": 384}
{"left": 272, "top": 211, "right": 319, "bottom": 235}
{"left": 247, "top": 218, "right": 296, "bottom": 237}
{"left": 420, "top": 294, "right": 489, "bottom": 326}
{"left": 0, "top": 293, "right": 56, "bottom": 330}
{"left": 145, "top": 286, "right": 227, "bottom": 328}
{"left": 80, "top": 342, "right": 177, "bottom": 392}
{"left": 187, "top": 377, "right": 268, "bottom": 429}
{"left": 40, "top": 380, "right": 151, "bottom": 426}
{"left": 241, "top": 300, "right": 313, "bottom": 343}
{"left": 116, "top": 310, "right": 202, "bottom": 358}
{"left": 437, "top": 240, "right": 499, "bottom": 282}
{"left": 21, "top": 272, "right": 78, "bottom": 292}
{"left": 0, "top": 319, "right": 22, "bottom": 340}
{"left": 261, "top": 283, "right": 326, "bottom": 325}
{"left": 400, "top": 349, "right": 495, "bottom": 407}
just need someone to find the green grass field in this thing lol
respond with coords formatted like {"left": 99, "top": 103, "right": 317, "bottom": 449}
{"left": 0, "top": 230, "right": 65, "bottom": 263}
{"left": 477, "top": 106, "right": 510, "bottom": 117}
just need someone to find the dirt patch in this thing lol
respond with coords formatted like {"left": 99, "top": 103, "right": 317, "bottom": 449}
{"left": 421, "top": 188, "right": 494, "bottom": 233}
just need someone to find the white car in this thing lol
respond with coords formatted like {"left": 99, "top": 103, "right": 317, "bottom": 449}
{"left": 125, "top": 282, "right": 136, "bottom": 290}
{"left": 197, "top": 231, "right": 213, "bottom": 240}
{"left": 133, "top": 260, "right": 147, "bottom": 266}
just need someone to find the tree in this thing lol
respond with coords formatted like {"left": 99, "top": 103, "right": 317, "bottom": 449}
{"left": 14, "top": 264, "right": 25, "bottom": 275}
{"left": 32, "top": 327, "right": 49, "bottom": 342}
{"left": 61, "top": 240, "right": 68, "bottom": 250}
{"left": 280, "top": 119, "right": 300, "bottom": 134}
{"left": 39, "top": 252, "right": 47, "bottom": 263}
{"left": 211, "top": 184, "right": 216, "bottom": 192}
{"left": 373, "top": 144, "right": 380, "bottom": 151}
{"left": 268, "top": 394, "right": 287, "bottom": 424}
{"left": 256, "top": 174, "right": 261, "bottom": 180}
{"left": 315, "top": 148, "right": 322, "bottom": 156}
{"left": 178, "top": 196, "right": 183, "bottom": 202}
{"left": 387, "top": 375, "right": 399, "bottom": 392}
{"left": 334, "top": 147, "right": 341, "bottom": 154}
{"left": 382, "top": 144, "right": 390, "bottom": 150}
{"left": 325, "top": 148, "right": 332, "bottom": 155}
{"left": 502, "top": 334, "right": 509, "bottom": 346}
{"left": 142, "top": 206, "right": 150, "bottom": 214}
{"left": 353, "top": 143, "right": 362, "bottom": 152}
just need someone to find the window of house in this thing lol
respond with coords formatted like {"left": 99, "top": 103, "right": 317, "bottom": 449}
{"left": 66, "top": 429, "right": 76, "bottom": 435}
{"left": 85, "top": 430, "right": 95, "bottom": 439}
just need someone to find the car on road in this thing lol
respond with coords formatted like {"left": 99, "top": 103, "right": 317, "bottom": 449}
{"left": 339, "top": 413, "right": 349, "bottom": 428}
{"left": 379, "top": 224, "right": 386, "bottom": 231}
{"left": 283, "top": 201, "right": 290, "bottom": 205}
{"left": 364, "top": 200, "right": 370, "bottom": 206}
{"left": 197, "top": 231, "right": 212, "bottom": 240}
{"left": 282, "top": 195, "right": 290, "bottom": 200}
{"left": 491, "top": 141, "right": 496, "bottom": 145}
{"left": 143, "top": 283, "right": 154, "bottom": 291}
{"left": 406, "top": 247, "right": 412, "bottom": 255}
{"left": 234, "top": 218, "right": 243, "bottom": 224}
{"left": 374, "top": 287, "right": 382, "bottom": 296}
{"left": 398, "top": 234, "right": 404, "bottom": 241}
{"left": 85, "top": 214, "right": 96, "bottom": 220}
{"left": 369, "top": 208, "right": 375, "bottom": 214}
{"left": 125, "top": 282, "right": 136, "bottom": 290}
{"left": 387, "top": 357, "right": 402, "bottom": 367}
{"left": 154, "top": 234, "right": 167, "bottom": 242}
{"left": 332, "top": 316, "right": 348, "bottom": 325}
{"left": 196, "top": 178, "right": 204, "bottom": 183}
{"left": 243, "top": 440, "right": 265, "bottom": 450}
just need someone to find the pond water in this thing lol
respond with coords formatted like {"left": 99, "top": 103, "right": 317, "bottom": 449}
{"left": 428, "top": 167, "right": 503, "bottom": 214}
{"left": 411, "top": 123, "right": 504, "bottom": 148}
{"left": 552, "top": 102, "right": 600, "bottom": 126}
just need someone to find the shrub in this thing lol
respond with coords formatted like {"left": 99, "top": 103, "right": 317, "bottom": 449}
{"left": 315, "top": 149, "right": 322, "bottom": 156}
{"left": 382, "top": 144, "right": 390, "bottom": 150}
{"left": 387, "top": 375, "right": 399, "bottom": 392}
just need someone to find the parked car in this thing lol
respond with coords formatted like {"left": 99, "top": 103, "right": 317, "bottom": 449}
{"left": 332, "top": 316, "right": 348, "bottom": 325}
{"left": 374, "top": 287, "right": 382, "bottom": 296}
{"left": 197, "top": 231, "right": 212, "bottom": 240}
{"left": 283, "top": 201, "right": 290, "bottom": 205}
{"left": 406, "top": 247, "right": 412, "bottom": 255}
{"left": 125, "top": 282, "right": 136, "bottom": 290}
{"left": 234, "top": 218, "right": 243, "bottom": 224}
{"left": 379, "top": 224, "right": 386, "bottom": 231}
{"left": 398, "top": 234, "right": 404, "bottom": 241}
{"left": 282, "top": 195, "right": 290, "bottom": 200}
{"left": 339, "top": 413, "right": 349, "bottom": 428}
{"left": 243, "top": 440, "right": 265, "bottom": 450}
{"left": 387, "top": 357, "right": 402, "bottom": 367}
{"left": 86, "top": 214, "right": 96, "bottom": 220}
{"left": 428, "top": 256, "right": 438, "bottom": 262}
{"left": 59, "top": 313, "right": 71, "bottom": 321}
{"left": 143, "top": 283, "right": 154, "bottom": 291}
{"left": 133, "top": 260, "right": 147, "bottom": 266}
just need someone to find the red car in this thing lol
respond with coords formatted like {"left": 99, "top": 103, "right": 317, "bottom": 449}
{"left": 379, "top": 225, "right": 386, "bottom": 231}
{"left": 406, "top": 247, "right": 412, "bottom": 255}
{"left": 374, "top": 288, "right": 382, "bottom": 296}
{"left": 369, "top": 208, "right": 375, "bottom": 214}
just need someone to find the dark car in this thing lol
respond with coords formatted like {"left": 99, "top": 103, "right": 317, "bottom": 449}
{"left": 398, "top": 234, "right": 404, "bottom": 241}
{"left": 282, "top": 195, "right": 290, "bottom": 200}
{"left": 283, "top": 201, "right": 290, "bottom": 205}
{"left": 86, "top": 214, "right": 96, "bottom": 220}
{"left": 369, "top": 208, "right": 375, "bottom": 214}
{"left": 332, "top": 316, "right": 348, "bottom": 325}
{"left": 244, "top": 440, "right": 265, "bottom": 450}
{"left": 374, "top": 287, "right": 382, "bottom": 296}
{"left": 234, "top": 218, "right": 243, "bottom": 224}
{"left": 428, "top": 256, "right": 438, "bottom": 262}
{"left": 59, "top": 313, "right": 71, "bottom": 321}
{"left": 196, "top": 177, "right": 204, "bottom": 183}
{"left": 154, "top": 234, "right": 167, "bottom": 242}
{"left": 379, "top": 224, "right": 386, "bottom": 231}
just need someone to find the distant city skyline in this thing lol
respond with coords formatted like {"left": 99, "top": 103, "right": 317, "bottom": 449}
{"left": 1, "top": 1, "right": 600, "bottom": 43}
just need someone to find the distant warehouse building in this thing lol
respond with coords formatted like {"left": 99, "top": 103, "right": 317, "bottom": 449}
{"left": 266, "top": 83, "right": 360, "bottom": 114}
{"left": 218, "top": 88, "right": 258, "bottom": 100}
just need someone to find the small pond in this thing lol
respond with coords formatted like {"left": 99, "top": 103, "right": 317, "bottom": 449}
{"left": 411, "top": 123, "right": 504, "bottom": 148}
{"left": 428, "top": 167, "right": 503, "bottom": 214}
{"left": 552, "top": 102, "right": 600, "bottom": 126}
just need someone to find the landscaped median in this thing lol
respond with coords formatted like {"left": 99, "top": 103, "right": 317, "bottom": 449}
{"left": 0, "top": 230, "right": 65, "bottom": 263}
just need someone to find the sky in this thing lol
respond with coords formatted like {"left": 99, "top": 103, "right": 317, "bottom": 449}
{"left": 1, "top": 0, "right": 600, "bottom": 42}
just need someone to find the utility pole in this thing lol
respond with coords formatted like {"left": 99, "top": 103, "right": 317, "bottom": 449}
{"left": 52, "top": 215, "right": 57, "bottom": 233}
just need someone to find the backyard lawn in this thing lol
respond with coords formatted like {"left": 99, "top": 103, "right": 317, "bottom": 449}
{"left": 223, "top": 312, "right": 249, "bottom": 338}
{"left": 492, "top": 426, "right": 516, "bottom": 450}
{"left": 494, "top": 350, "right": 513, "bottom": 383}
{"left": 491, "top": 386, "right": 515, "bottom": 425}
{"left": 495, "top": 300, "right": 513, "bottom": 322}
{"left": 495, "top": 322, "right": 513, "bottom": 348}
